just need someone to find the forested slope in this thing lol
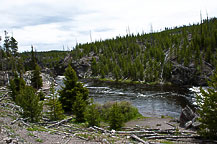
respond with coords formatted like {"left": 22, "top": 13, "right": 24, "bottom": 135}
{"left": 70, "top": 18, "right": 217, "bottom": 86}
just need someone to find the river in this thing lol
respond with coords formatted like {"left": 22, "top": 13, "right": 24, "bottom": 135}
{"left": 56, "top": 77, "right": 195, "bottom": 118}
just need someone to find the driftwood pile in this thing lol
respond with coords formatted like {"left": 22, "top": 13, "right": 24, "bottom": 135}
{"left": 42, "top": 117, "right": 204, "bottom": 144}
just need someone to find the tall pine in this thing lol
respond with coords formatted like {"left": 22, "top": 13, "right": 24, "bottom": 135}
{"left": 59, "top": 65, "right": 89, "bottom": 122}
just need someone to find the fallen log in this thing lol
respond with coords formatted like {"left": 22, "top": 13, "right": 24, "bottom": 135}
{"left": 144, "top": 135, "right": 200, "bottom": 139}
{"left": 77, "top": 136, "right": 88, "bottom": 141}
{"left": 46, "top": 116, "right": 74, "bottom": 128}
{"left": 93, "top": 126, "right": 110, "bottom": 133}
{"left": 166, "top": 122, "right": 176, "bottom": 128}
{"left": 11, "top": 118, "right": 20, "bottom": 125}
{"left": 117, "top": 130, "right": 156, "bottom": 135}
{"left": 21, "top": 119, "right": 31, "bottom": 127}
{"left": 1, "top": 102, "right": 22, "bottom": 111}
{"left": 63, "top": 138, "right": 71, "bottom": 144}
{"left": 131, "top": 134, "right": 149, "bottom": 144}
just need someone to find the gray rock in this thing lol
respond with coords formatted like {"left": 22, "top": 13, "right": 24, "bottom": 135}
{"left": 184, "top": 120, "right": 192, "bottom": 129}
{"left": 3, "top": 137, "right": 12, "bottom": 144}
{"left": 179, "top": 105, "right": 197, "bottom": 127}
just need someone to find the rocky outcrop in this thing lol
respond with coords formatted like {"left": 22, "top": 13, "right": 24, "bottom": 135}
{"left": 54, "top": 53, "right": 93, "bottom": 78}
{"left": 0, "top": 71, "right": 12, "bottom": 86}
{"left": 170, "top": 61, "right": 213, "bottom": 86}
{"left": 71, "top": 56, "right": 93, "bottom": 78}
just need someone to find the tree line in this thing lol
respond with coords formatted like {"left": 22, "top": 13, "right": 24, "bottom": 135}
{"left": 71, "top": 18, "right": 217, "bottom": 82}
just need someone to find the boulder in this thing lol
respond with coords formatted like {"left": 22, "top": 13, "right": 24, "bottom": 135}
{"left": 184, "top": 120, "right": 193, "bottom": 129}
{"left": 179, "top": 105, "right": 196, "bottom": 127}
{"left": 170, "top": 61, "right": 213, "bottom": 86}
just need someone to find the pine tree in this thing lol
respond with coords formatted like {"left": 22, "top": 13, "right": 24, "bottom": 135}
{"left": 30, "top": 45, "right": 36, "bottom": 70}
{"left": 9, "top": 37, "right": 18, "bottom": 56}
{"left": 73, "top": 92, "right": 87, "bottom": 122}
{"left": 196, "top": 73, "right": 217, "bottom": 139}
{"left": 59, "top": 65, "right": 89, "bottom": 117}
{"left": 8, "top": 72, "right": 26, "bottom": 101}
{"left": 31, "top": 64, "right": 43, "bottom": 89}
{"left": 91, "top": 57, "right": 98, "bottom": 76}
{"left": 3, "top": 30, "right": 11, "bottom": 57}
{"left": 46, "top": 83, "right": 64, "bottom": 121}
{"left": 16, "top": 86, "right": 43, "bottom": 122}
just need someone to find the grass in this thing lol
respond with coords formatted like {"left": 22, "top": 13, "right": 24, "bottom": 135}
{"left": 27, "top": 132, "right": 35, "bottom": 137}
{"left": 27, "top": 126, "right": 48, "bottom": 132}
{"left": 36, "top": 138, "right": 43, "bottom": 143}
{"left": 161, "top": 140, "right": 174, "bottom": 144}
{"left": 98, "top": 78, "right": 161, "bottom": 85}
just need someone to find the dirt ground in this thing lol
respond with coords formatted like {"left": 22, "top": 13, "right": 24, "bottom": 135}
{"left": 125, "top": 117, "right": 180, "bottom": 130}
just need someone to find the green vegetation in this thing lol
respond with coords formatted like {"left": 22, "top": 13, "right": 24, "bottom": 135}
{"left": 108, "top": 102, "right": 125, "bottom": 130}
{"left": 196, "top": 72, "right": 217, "bottom": 140}
{"left": 27, "top": 126, "right": 48, "bottom": 132}
{"left": 16, "top": 86, "right": 43, "bottom": 122}
{"left": 84, "top": 102, "right": 101, "bottom": 127}
{"left": 31, "top": 63, "right": 43, "bottom": 89}
{"left": 84, "top": 101, "right": 141, "bottom": 130}
{"left": 8, "top": 72, "right": 26, "bottom": 101}
{"left": 59, "top": 65, "right": 89, "bottom": 122}
{"left": 46, "top": 82, "right": 64, "bottom": 121}
{"left": 20, "top": 50, "right": 68, "bottom": 70}
{"left": 0, "top": 31, "right": 23, "bottom": 72}
{"left": 38, "top": 90, "right": 45, "bottom": 101}
{"left": 71, "top": 18, "right": 217, "bottom": 83}
{"left": 101, "top": 101, "right": 142, "bottom": 123}
{"left": 36, "top": 138, "right": 43, "bottom": 143}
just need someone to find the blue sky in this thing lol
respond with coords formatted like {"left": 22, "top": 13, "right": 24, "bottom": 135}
{"left": 0, "top": 0, "right": 217, "bottom": 52}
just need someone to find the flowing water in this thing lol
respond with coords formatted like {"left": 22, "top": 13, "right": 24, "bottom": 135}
{"left": 56, "top": 77, "right": 195, "bottom": 118}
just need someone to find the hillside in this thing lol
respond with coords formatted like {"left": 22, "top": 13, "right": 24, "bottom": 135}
{"left": 68, "top": 17, "right": 217, "bottom": 86}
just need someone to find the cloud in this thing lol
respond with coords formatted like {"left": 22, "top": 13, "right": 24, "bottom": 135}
{"left": 0, "top": 0, "right": 217, "bottom": 52}
{"left": 94, "top": 27, "right": 114, "bottom": 33}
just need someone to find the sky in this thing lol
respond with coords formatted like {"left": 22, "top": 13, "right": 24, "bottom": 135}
{"left": 0, "top": 0, "right": 216, "bottom": 52}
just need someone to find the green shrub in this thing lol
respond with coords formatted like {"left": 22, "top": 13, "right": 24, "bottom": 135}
{"left": 85, "top": 102, "right": 101, "bottom": 127}
{"left": 108, "top": 102, "right": 124, "bottom": 130}
{"left": 100, "top": 101, "right": 141, "bottom": 123}
{"left": 97, "top": 101, "right": 141, "bottom": 130}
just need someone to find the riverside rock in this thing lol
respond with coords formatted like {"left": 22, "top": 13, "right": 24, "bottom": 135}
{"left": 179, "top": 105, "right": 196, "bottom": 127}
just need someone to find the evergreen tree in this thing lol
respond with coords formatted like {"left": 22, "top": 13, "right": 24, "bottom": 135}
{"left": 16, "top": 86, "right": 43, "bottom": 122}
{"left": 91, "top": 57, "right": 98, "bottom": 76}
{"left": 31, "top": 64, "right": 43, "bottom": 89}
{"left": 30, "top": 45, "right": 36, "bottom": 70}
{"left": 73, "top": 92, "right": 87, "bottom": 122}
{"left": 8, "top": 72, "right": 26, "bottom": 101}
{"left": 196, "top": 73, "right": 217, "bottom": 139}
{"left": 59, "top": 65, "right": 89, "bottom": 116}
{"left": 3, "top": 30, "right": 11, "bottom": 57}
{"left": 46, "top": 83, "right": 64, "bottom": 121}
{"left": 9, "top": 37, "right": 18, "bottom": 56}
